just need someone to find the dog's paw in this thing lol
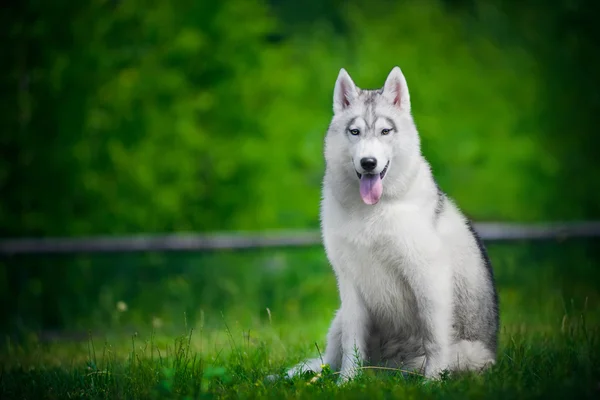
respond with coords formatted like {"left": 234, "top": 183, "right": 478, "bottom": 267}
{"left": 286, "top": 358, "right": 325, "bottom": 379}
{"left": 423, "top": 358, "right": 451, "bottom": 380}
{"left": 423, "top": 364, "right": 451, "bottom": 384}
{"left": 336, "top": 365, "right": 361, "bottom": 386}
{"left": 336, "top": 374, "right": 353, "bottom": 386}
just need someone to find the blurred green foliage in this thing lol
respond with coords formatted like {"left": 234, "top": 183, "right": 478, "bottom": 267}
{"left": 1, "top": 241, "right": 599, "bottom": 339}
{"left": 2, "top": 0, "right": 600, "bottom": 238}
{"left": 1, "top": 0, "right": 600, "bottom": 332}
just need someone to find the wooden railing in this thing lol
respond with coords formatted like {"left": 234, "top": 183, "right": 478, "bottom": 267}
{"left": 1, "top": 222, "right": 599, "bottom": 255}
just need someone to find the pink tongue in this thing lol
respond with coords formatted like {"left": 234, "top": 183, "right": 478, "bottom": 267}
{"left": 359, "top": 174, "right": 383, "bottom": 205}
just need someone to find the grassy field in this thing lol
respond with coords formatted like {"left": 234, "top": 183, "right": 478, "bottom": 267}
{"left": 1, "top": 240, "right": 599, "bottom": 399}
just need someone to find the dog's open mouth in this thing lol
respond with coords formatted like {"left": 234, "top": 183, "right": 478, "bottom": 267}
{"left": 355, "top": 161, "right": 389, "bottom": 205}
{"left": 355, "top": 160, "right": 390, "bottom": 180}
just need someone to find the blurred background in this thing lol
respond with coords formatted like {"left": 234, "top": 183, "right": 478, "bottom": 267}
{"left": 1, "top": 0, "right": 599, "bottom": 341}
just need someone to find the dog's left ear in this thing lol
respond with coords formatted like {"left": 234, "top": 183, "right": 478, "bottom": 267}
{"left": 382, "top": 66, "right": 410, "bottom": 111}
{"left": 333, "top": 68, "right": 359, "bottom": 114}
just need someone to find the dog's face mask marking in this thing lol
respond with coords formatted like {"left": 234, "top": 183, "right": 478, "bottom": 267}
{"left": 345, "top": 116, "right": 394, "bottom": 204}
{"left": 331, "top": 67, "right": 413, "bottom": 205}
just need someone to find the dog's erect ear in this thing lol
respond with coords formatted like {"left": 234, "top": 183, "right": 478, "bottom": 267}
{"left": 333, "top": 68, "right": 359, "bottom": 114}
{"left": 382, "top": 66, "right": 410, "bottom": 111}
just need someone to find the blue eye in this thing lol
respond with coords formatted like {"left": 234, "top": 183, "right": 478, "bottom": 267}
{"left": 349, "top": 129, "right": 360, "bottom": 136}
{"left": 381, "top": 129, "right": 391, "bottom": 135}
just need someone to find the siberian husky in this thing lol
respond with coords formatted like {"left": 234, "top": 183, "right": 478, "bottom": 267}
{"left": 286, "top": 66, "right": 499, "bottom": 383}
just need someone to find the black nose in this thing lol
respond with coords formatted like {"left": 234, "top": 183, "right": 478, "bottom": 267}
{"left": 360, "top": 157, "right": 377, "bottom": 172}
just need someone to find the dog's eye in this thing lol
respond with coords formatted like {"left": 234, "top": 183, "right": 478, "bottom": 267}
{"left": 349, "top": 129, "right": 360, "bottom": 136}
{"left": 381, "top": 129, "right": 391, "bottom": 135}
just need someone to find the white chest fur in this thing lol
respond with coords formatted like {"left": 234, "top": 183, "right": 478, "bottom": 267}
{"left": 321, "top": 196, "right": 434, "bottom": 332}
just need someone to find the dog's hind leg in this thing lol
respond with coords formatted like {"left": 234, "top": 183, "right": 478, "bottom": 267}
{"left": 448, "top": 340, "right": 495, "bottom": 372}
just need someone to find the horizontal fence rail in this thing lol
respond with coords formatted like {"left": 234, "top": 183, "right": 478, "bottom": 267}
{"left": 1, "top": 222, "right": 600, "bottom": 255}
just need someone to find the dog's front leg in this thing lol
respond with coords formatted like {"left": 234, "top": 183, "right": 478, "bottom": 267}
{"left": 338, "top": 279, "right": 369, "bottom": 383}
{"left": 408, "top": 258, "right": 453, "bottom": 379}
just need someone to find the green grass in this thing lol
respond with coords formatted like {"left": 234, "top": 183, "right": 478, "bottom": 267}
{"left": 1, "top": 241, "right": 599, "bottom": 399}
{"left": 0, "top": 313, "right": 598, "bottom": 399}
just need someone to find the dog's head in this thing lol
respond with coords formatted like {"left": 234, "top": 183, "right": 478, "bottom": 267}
{"left": 325, "top": 67, "right": 420, "bottom": 205}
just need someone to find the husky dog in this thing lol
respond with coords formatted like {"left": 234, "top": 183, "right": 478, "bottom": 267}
{"left": 286, "top": 67, "right": 499, "bottom": 383}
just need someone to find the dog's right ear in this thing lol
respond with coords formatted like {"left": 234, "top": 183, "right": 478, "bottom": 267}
{"left": 382, "top": 66, "right": 411, "bottom": 112}
{"left": 333, "top": 68, "right": 358, "bottom": 114}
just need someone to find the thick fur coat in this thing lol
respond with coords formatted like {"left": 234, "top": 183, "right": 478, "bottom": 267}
{"left": 287, "top": 67, "right": 499, "bottom": 383}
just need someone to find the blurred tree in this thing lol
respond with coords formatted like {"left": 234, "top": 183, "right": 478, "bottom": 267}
{"left": 1, "top": 0, "right": 600, "bottom": 331}
{"left": 2, "top": 0, "right": 599, "bottom": 239}
{"left": 2, "top": 0, "right": 280, "bottom": 236}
